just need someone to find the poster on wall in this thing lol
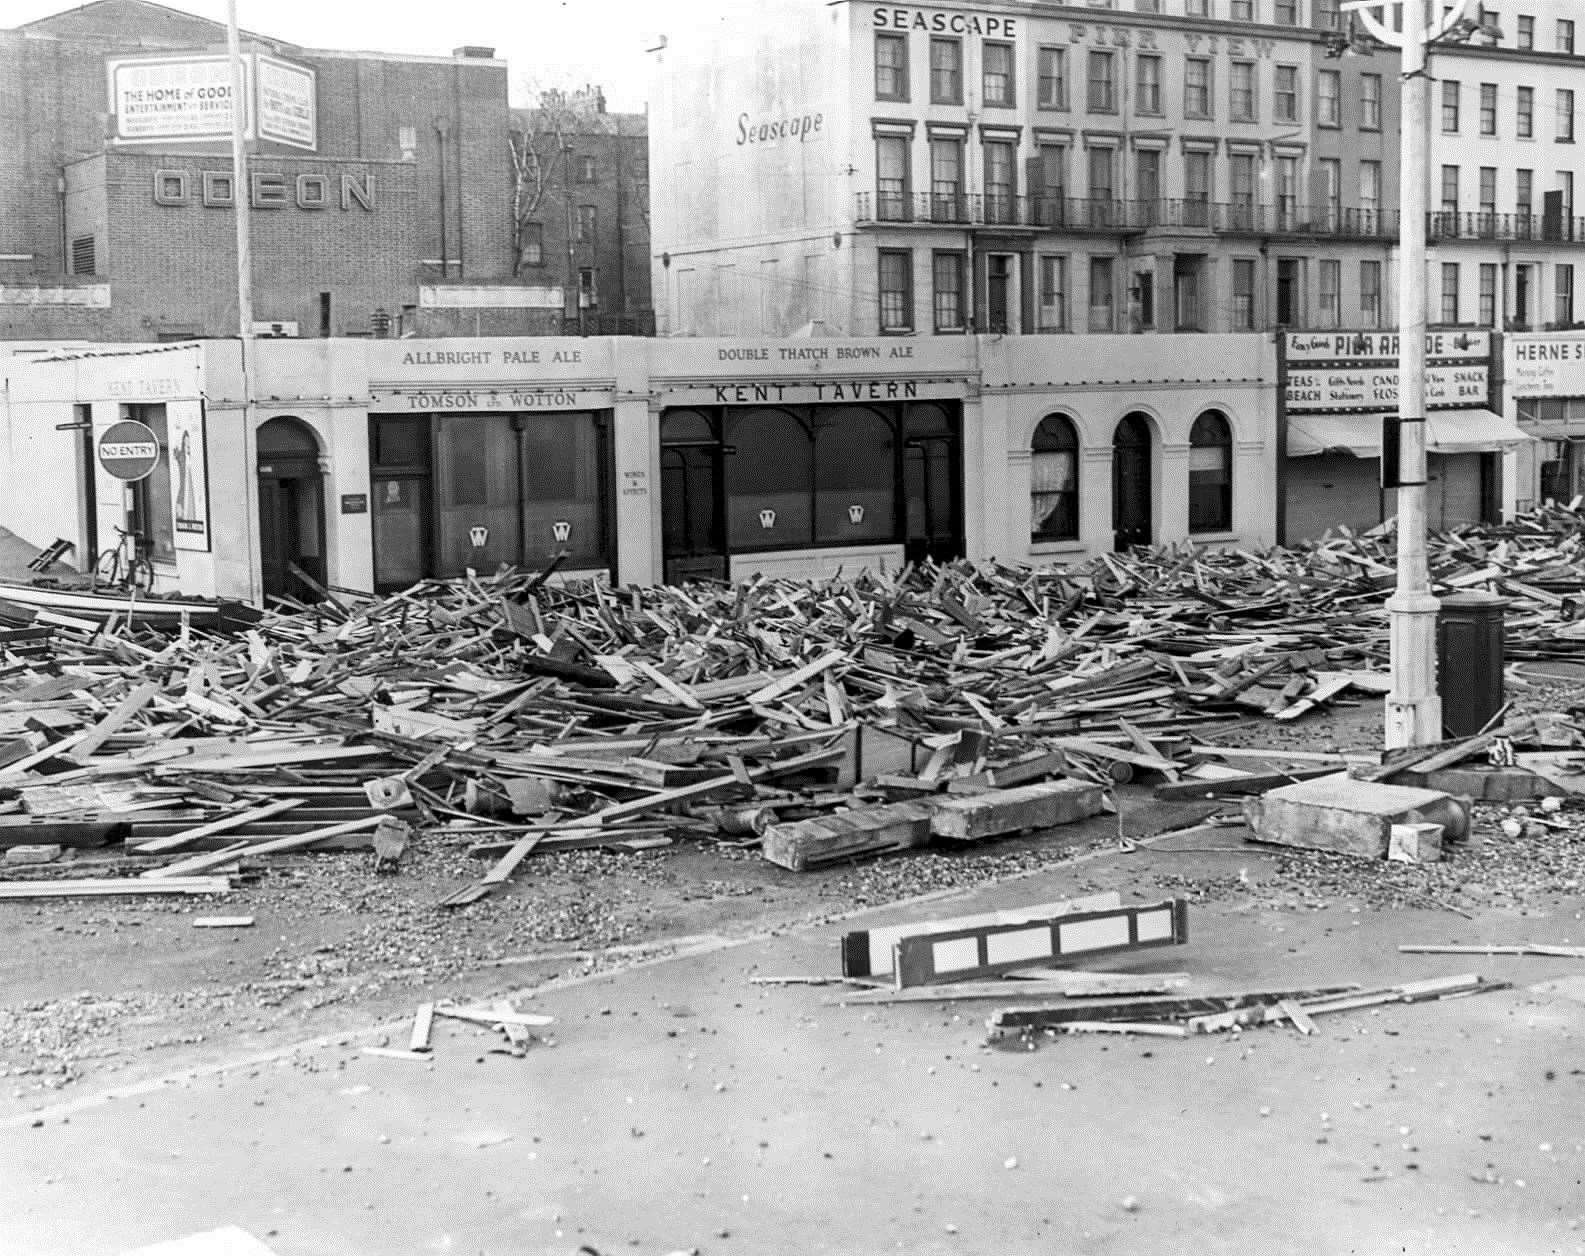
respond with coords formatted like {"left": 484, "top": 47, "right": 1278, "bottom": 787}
{"left": 167, "top": 400, "right": 211, "bottom": 552}
{"left": 107, "top": 54, "right": 318, "bottom": 150}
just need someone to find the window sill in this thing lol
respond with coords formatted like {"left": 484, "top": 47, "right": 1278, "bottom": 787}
{"left": 1188, "top": 529, "right": 1238, "bottom": 542}
{"left": 1030, "top": 538, "right": 1084, "bottom": 553}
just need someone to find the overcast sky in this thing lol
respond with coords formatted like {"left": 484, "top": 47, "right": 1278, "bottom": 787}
{"left": 5, "top": 0, "right": 664, "bottom": 110}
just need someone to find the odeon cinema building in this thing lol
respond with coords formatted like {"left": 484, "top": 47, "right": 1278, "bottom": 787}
{"left": 0, "top": 332, "right": 1277, "bottom": 602}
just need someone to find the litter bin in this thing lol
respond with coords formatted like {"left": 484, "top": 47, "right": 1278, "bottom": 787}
{"left": 1437, "top": 592, "right": 1509, "bottom": 739}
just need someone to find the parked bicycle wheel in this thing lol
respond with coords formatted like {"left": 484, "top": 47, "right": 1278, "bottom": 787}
{"left": 93, "top": 548, "right": 123, "bottom": 588}
{"left": 126, "top": 557, "right": 156, "bottom": 593}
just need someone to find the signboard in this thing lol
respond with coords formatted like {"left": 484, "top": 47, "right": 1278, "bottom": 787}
{"left": 1507, "top": 332, "right": 1585, "bottom": 398}
{"left": 1284, "top": 364, "right": 1490, "bottom": 412}
{"left": 340, "top": 494, "right": 369, "bottom": 515}
{"left": 1285, "top": 330, "right": 1490, "bottom": 364}
{"left": 166, "top": 400, "right": 211, "bottom": 552}
{"left": 108, "top": 54, "right": 317, "bottom": 151}
{"left": 97, "top": 420, "right": 160, "bottom": 482}
{"left": 369, "top": 386, "right": 613, "bottom": 411}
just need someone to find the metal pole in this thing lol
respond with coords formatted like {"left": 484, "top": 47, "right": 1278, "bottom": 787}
{"left": 1384, "top": 4, "right": 1441, "bottom": 748}
{"left": 225, "top": 0, "right": 253, "bottom": 340}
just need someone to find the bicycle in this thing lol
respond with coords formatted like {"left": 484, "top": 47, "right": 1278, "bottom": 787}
{"left": 93, "top": 525, "right": 156, "bottom": 593}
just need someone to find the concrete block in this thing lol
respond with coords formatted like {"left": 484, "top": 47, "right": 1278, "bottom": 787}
{"left": 3, "top": 843, "right": 62, "bottom": 864}
{"left": 1242, "top": 774, "right": 1470, "bottom": 859}
{"left": 762, "top": 801, "right": 933, "bottom": 872}
{"left": 929, "top": 779, "right": 1104, "bottom": 842}
{"left": 1397, "top": 765, "right": 1565, "bottom": 801}
{"left": 1388, "top": 822, "right": 1444, "bottom": 863}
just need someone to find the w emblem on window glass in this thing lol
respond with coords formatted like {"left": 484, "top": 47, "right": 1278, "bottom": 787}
{"left": 468, "top": 525, "right": 489, "bottom": 547}
{"left": 758, "top": 509, "right": 776, "bottom": 529}
{"left": 848, "top": 504, "right": 865, "bottom": 525}
{"left": 552, "top": 520, "right": 572, "bottom": 543}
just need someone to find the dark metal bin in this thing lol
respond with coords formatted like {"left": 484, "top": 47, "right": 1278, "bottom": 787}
{"left": 1437, "top": 592, "right": 1509, "bottom": 739}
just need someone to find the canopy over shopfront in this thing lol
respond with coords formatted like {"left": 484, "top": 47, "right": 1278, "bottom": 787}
{"left": 1287, "top": 409, "right": 1527, "bottom": 458}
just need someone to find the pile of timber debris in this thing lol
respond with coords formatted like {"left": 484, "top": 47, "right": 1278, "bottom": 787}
{"left": 3, "top": 505, "right": 1585, "bottom": 895}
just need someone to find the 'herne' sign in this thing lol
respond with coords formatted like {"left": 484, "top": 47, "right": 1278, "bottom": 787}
{"left": 98, "top": 420, "right": 160, "bottom": 482}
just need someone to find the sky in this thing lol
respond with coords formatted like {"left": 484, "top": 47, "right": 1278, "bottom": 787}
{"left": 3, "top": 0, "right": 666, "bottom": 110}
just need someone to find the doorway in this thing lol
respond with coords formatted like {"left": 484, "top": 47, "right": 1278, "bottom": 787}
{"left": 902, "top": 402, "right": 963, "bottom": 565}
{"left": 1112, "top": 412, "right": 1153, "bottom": 551}
{"left": 660, "top": 409, "right": 726, "bottom": 583}
{"left": 256, "top": 416, "right": 326, "bottom": 602}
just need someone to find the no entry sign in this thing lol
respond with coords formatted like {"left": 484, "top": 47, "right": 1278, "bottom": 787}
{"left": 97, "top": 420, "right": 160, "bottom": 482}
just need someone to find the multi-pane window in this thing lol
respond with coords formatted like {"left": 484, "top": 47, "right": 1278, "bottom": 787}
{"left": 1360, "top": 260, "right": 1383, "bottom": 326}
{"left": 930, "top": 38, "right": 962, "bottom": 104}
{"left": 1316, "top": 0, "right": 1342, "bottom": 29}
{"left": 1088, "top": 257, "right": 1115, "bottom": 331}
{"left": 1136, "top": 148, "right": 1162, "bottom": 210}
{"left": 519, "top": 221, "right": 543, "bottom": 267}
{"left": 1360, "top": 159, "right": 1382, "bottom": 221}
{"left": 1361, "top": 74, "right": 1381, "bottom": 129}
{"left": 1441, "top": 164, "right": 1460, "bottom": 215}
{"left": 1232, "top": 259, "right": 1257, "bottom": 330}
{"left": 1230, "top": 152, "right": 1256, "bottom": 225}
{"left": 1230, "top": 0, "right": 1252, "bottom": 16}
{"left": 875, "top": 33, "right": 908, "bottom": 100}
{"left": 1518, "top": 167, "right": 1534, "bottom": 223}
{"left": 1275, "top": 156, "right": 1298, "bottom": 228}
{"left": 1441, "top": 262, "right": 1460, "bottom": 324}
{"left": 876, "top": 136, "right": 910, "bottom": 221}
{"left": 878, "top": 249, "right": 913, "bottom": 331}
{"left": 1518, "top": 86, "right": 1534, "bottom": 138}
{"left": 1088, "top": 50, "right": 1117, "bottom": 112}
{"left": 1185, "top": 59, "right": 1211, "bottom": 116}
{"left": 1442, "top": 80, "right": 1460, "bottom": 133}
{"left": 1275, "top": 66, "right": 1298, "bottom": 123}
{"left": 1318, "top": 70, "right": 1340, "bottom": 127}
{"left": 575, "top": 155, "right": 597, "bottom": 182}
{"left": 1319, "top": 158, "right": 1341, "bottom": 229}
{"left": 1188, "top": 413, "right": 1232, "bottom": 534}
{"left": 1559, "top": 19, "right": 1575, "bottom": 54}
{"left": 1039, "top": 256, "right": 1069, "bottom": 332}
{"left": 930, "top": 138, "right": 964, "bottom": 220}
{"left": 1088, "top": 146, "right": 1114, "bottom": 202}
{"left": 1230, "top": 62, "right": 1255, "bottom": 121}
{"left": 1518, "top": 15, "right": 1534, "bottom": 49}
{"left": 1561, "top": 171, "right": 1576, "bottom": 216}
{"left": 1559, "top": 90, "right": 1576, "bottom": 142}
{"left": 1480, "top": 83, "right": 1497, "bottom": 135}
{"left": 1136, "top": 55, "right": 1162, "bottom": 114}
{"left": 1185, "top": 150, "right": 1212, "bottom": 225}
{"left": 983, "top": 42, "right": 1015, "bottom": 107}
{"left": 1480, "top": 263, "right": 1497, "bottom": 325}
{"left": 1038, "top": 46, "right": 1067, "bottom": 109}
{"left": 932, "top": 251, "right": 966, "bottom": 330}
{"left": 1479, "top": 166, "right": 1497, "bottom": 222}
{"left": 1275, "top": 0, "right": 1298, "bottom": 23}
{"left": 983, "top": 139, "right": 1015, "bottom": 224}
{"left": 1319, "top": 259, "right": 1341, "bottom": 328}
{"left": 1186, "top": 0, "right": 1210, "bottom": 13}
{"left": 1030, "top": 415, "right": 1079, "bottom": 541}
{"left": 1033, "top": 143, "right": 1066, "bottom": 225}
{"left": 576, "top": 204, "right": 597, "bottom": 240}
{"left": 1557, "top": 263, "right": 1575, "bottom": 325}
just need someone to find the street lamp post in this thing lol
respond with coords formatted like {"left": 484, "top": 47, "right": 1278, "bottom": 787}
{"left": 1342, "top": 0, "right": 1475, "bottom": 749}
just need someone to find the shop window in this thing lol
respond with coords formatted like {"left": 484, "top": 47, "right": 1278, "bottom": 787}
{"left": 126, "top": 404, "right": 175, "bottom": 566}
{"left": 520, "top": 413, "right": 610, "bottom": 567}
{"left": 814, "top": 408, "right": 894, "bottom": 543}
{"left": 727, "top": 408, "right": 814, "bottom": 549}
{"left": 1189, "top": 411, "right": 1232, "bottom": 533}
{"left": 1031, "top": 415, "right": 1079, "bottom": 541}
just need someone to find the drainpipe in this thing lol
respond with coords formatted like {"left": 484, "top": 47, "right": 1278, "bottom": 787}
{"left": 435, "top": 118, "right": 451, "bottom": 277}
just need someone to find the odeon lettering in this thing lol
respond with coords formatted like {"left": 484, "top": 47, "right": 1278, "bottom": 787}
{"left": 153, "top": 168, "right": 375, "bottom": 211}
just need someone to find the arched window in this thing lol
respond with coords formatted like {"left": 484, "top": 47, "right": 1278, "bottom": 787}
{"left": 725, "top": 408, "right": 813, "bottom": 548}
{"left": 813, "top": 407, "right": 893, "bottom": 542}
{"left": 1189, "top": 411, "right": 1233, "bottom": 533}
{"left": 1031, "top": 414, "right": 1079, "bottom": 541}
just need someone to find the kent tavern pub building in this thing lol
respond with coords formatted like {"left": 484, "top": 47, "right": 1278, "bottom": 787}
{"left": 0, "top": 332, "right": 1276, "bottom": 603}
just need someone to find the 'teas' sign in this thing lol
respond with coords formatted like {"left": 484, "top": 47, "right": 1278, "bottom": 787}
{"left": 97, "top": 420, "right": 160, "bottom": 482}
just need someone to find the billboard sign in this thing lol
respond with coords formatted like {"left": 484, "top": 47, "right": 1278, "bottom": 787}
{"left": 108, "top": 54, "right": 317, "bottom": 150}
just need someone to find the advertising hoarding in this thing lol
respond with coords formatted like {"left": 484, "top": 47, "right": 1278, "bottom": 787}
{"left": 108, "top": 54, "right": 317, "bottom": 151}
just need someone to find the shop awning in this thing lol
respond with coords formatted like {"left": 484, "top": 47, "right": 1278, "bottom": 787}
{"left": 1287, "top": 410, "right": 1528, "bottom": 458}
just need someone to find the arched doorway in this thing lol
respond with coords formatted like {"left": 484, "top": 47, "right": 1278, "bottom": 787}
{"left": 1112, "top": 412, "right": 1153, "bottom": 551}
{"left": 256, "top": 416, "right": 326, "bottom": 602}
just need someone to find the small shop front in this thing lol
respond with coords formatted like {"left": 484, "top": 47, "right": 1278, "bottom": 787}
{"left": 1505, "top": 330, "right": 1585, "bottom": 510}
{"left": 1280, "top": 331, "right": 1523, "bottom": 543}
{"left": 651, "top": 338, "right": 978, "bottom": 583}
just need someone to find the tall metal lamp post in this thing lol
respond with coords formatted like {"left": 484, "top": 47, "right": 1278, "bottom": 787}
{"left": 1339, "top": 0, "right": 1478, "bottom": 748}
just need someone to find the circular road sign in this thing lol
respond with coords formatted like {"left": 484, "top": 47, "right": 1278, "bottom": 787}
{"left": 97, "top": 420, "right": 161, "bottom": 482}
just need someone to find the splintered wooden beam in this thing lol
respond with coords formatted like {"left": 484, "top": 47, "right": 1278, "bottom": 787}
{"left": 0, "top": 876, "right": 233, "bottom": 898}
{"left": 141, "top": 815, "right": 383, "bottom": 879}
{"left": 893, "top": 898, "right": 1189, "bottom": 989}
{"left": 131, "top": 798, "right": 307, "bottom": 854}
{"left": 986, "top": 985, "right": 1359, "bottom": 1035}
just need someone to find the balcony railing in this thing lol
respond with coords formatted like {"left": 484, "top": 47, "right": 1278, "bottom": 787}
{"left": 855, "top": 193, "right": 1402, "bottom": 238}
{"left": 1428, "top": 211, "right": 1585, "bottom": 242}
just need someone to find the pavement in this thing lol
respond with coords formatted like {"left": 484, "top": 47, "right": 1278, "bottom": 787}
{"left": 3, "top": 823, "right": 1582, "bottom": 1256}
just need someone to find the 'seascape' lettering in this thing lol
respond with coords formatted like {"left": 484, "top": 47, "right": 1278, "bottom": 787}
{"left": 737, "top": 112, "right": 822, "bottom": 145}
{"left": 872, "top": 8, "right": 1016, "bottom": 37}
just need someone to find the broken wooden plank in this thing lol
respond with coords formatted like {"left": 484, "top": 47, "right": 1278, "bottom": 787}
{"left": 141, "top": 815, "right": 384, "bottom": 879}
{"left": 131, "top": 798, "right": 307, "bottom": 854}
{"left": 0, "top": 876, "right": 233, "bottom": 898}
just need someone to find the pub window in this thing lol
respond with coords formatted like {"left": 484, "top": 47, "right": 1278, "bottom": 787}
{"left": 520, "top": 413, "right": 611, "bottom": 568}
{"left": 125, "top": 404, "right": 175, "bottom": 566}
{"left": 726, "top": 408, "right": 813, "bottom": 549}
{"left": 520, "top": 222, "right": 544, "bottom": 267}
{"left": 1037, "top": 45, "right": 1067, "bottom": 110}
{"left": 875, "top": 32, "right": 908, "bottom": 101}
{"left": 1189, "top": 412, "right": 1233, "bottom": 533}
{"left": 878, "top": 249, "right": 913, "bottom": 331}
{"left": 930, "top": 37, "right": 962, "bottom": 104}
{"left": 1031, "top": 415, "right": 1079, "bottom": 542}
{"left": 70, "top": 235, "right": 96, "bottom": 275}
{"left": 814, "top": 408, "right": 894, "bottom": 543}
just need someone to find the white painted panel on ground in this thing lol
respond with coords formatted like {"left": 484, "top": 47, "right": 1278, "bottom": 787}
{"left": 931, "top": 937, "right": 981, "bottom": 974}
{"left": 985, "top": 926, "right": 1053, "bottom": 966}
{"left": 1058, "top": 915, "right": 1132, "bottom": 953}
{"left": 1135, "top": 908, "right": 1174, "bottom": 942}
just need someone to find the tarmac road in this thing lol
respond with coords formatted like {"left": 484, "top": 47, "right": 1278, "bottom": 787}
{"left": 3, "top": 829, "right": 1582, "bottom": 1256}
